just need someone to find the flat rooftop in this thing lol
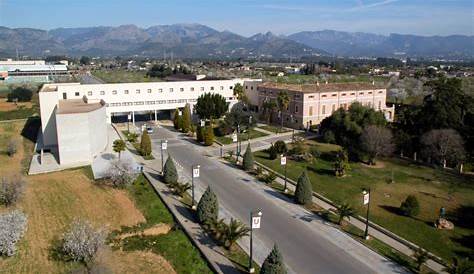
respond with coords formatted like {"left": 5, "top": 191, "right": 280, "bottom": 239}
{"left": 57, "top": 99, "right": 104, "bottom": 114}
{"left": 258, "top": 82, "right": 383, "bottom": 93}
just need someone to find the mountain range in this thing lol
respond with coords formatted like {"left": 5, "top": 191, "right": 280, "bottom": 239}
{"left": 0, "top": 24, "right": 472, "bottom": 59}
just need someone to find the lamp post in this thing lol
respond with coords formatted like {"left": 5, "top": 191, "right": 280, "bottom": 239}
{"left": 248, "top": 116, "right": 253, "bottom": 141}
{"left": 362, "top": 188, "right": 371, "bottom": 240}
{"left": 191, "top": 165, "right": 200, "bottom": 210}
{"left": 160, "top": 140, "right": 168, "bottom": 173}
{"left": 127, "top": 113, "right": 131, "bottom": 133}
{"left": 278, "top": 110, "right": 283, "bottom": 134}
{"left": 236, "top": 123, "right": 241, "bottom": 159}
{"left": 281, "top": 154, "right": 288, "bottom": 193}
{"left": 290, "top": 114, "right": 295, "bottom": 142}
{"left": 249, "top": 210, "right": 262, "bottom": 273}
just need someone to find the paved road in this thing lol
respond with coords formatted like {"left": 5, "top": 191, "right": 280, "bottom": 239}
{"left": 150, "top": 126, "right": 406, "bottom": 274}
{"left": 79, "top": 73, "right": 105, "bottom": 84}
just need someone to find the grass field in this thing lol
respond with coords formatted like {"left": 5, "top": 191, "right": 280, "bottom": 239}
{"left": 258, "top": 125, "right": 291, "bottom": 134}
{"left": 215, "top": 128, "right": 269, "bottom": 144}
{"left": 92, "top": 70, "right": 161, "bottom": 83}
{"left": 254, "top": 140, "right": 474, "bottom": 262}
{"left": 0, "top": 120, "right": 211, "bottom": 274}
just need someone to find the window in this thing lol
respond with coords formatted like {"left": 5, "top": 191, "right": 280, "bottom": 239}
{"left": 168, "top": 99, "right": 178, "bottom": 103}
{"left": 124, "top": 90, "right": 129, "bottom": 94}
{"left": 322, "top": 94, "right": 327, "bottom": 98}
{"left": 309, "top": 106, "right": 313, "bottom": 116}
{"left": 308, "top": 95, "right": 314, "bottom": 99}
{"left": 87, "top": 91, "right": 93, "bottom": 96}
{"left": 351, "top": 92, "right": 355, "bottom": 95}
{"left": 110, "top": 103, "right": 121, "bottom": 107}
{"left": 75, "top": 92, "right": 80, "bottom": 97}
{"left": 157, "top": 100, "right": 166, "bottom": 104}
{"left": 332, "top": 93, "right": 337, "bottom": 97}
{"left": 343, "top": 103, "right": 347, "bottom": 110}
{"left": 112, "top": 90, "right": 117, "bottom": 95}
{"left": 251, "top": 86, "right": 253, "bottom": 90}
{"left": 147, "top": 89, "right": 152, "bottom": 93}
{"left": 180, "top": 88, "right": 184, "bottom": 92}
{"left": 100, "top": 91, "right": 105, "bottom": 95}
{"left": 359, "top": 92, "right": 364, "bottom": 95}
{"left": 245, "top": 86, "right": 248, "bottom": 89}
{"left": 169, "top": 88, "right": 174, "bottom": 92}
{"left": 229, "top": 86, "right": 233, "bottom": 90}
{"left": 332, "top": 104, "right": 336, "bottom": 112}
{"left": 295, "top": 105, "right": 299, "bottom": 113}
{"left": 134, "top": 101, "right": 144, "bottom": 105}
{"left": 122, "top": 102, "right": 133, "bottom": 106}
{"left": 158, "top": 88, "right": 163, "bottom": 93}
{"left": 210, "top": 86, "right": 214, "bottom": 91}
{"left": 322, "top": 105, "right": 326, "bottom": 115}
{"left": 190, "top": 87, "right": 195, "bottom": 91}
{"left": 341, "top": 93, "right": 346, "bottom": 96}
{"left": 136, "top": 89, "right": 140, "bottom": 94}
{"left": 62, "top": 93, "right": 67, "bottom": 99}
{"left": 146, "top": 101, "right": 155, "bottom": 105}
{"left": 368, "top": 91, "right": 373, "bottom": 95}
{"left": 178, "top": 99, "right": 186, "bottom": 103}
{"left": 220, "top": 86, "right": 224, "bottom": 90}
{"left": 200, "top": 87, "right": 204, "bottom": 91}
{"left": 378, "top": 91, "right": 383, "bottom": 94}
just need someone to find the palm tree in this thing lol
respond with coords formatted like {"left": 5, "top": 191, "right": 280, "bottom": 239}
{"left": 413, "top": 247, "right": 429, "bottom": 272}
{"left": 262, "top": 99, "right": 277, "bottom": 124}
{"left": 173, "top": 182, "right": 191, "bottom": 198}
{"left": 443, "top": 257, "right": 474, "bottom": 274}
{"left": 112, "top": 139, "right": 126, "bottom": 159}
{"left": 222, "top": 218, "right": 250, "bottom": 250}
{"left": 208, "top": 218, "right": 226, "bottom": 242}
{"left": 276, "top": 91, "right": 290, "bottom": 131}
{"left": 336, "top": 203, "right": 355, "bottom": 225}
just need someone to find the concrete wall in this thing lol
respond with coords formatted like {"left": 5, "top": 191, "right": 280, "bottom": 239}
{"left": 88, "top": 107, "right": 107, "bottom": 159}
{"left": 39, "top": 91, "right": 59, "bottom": 149}
{"left": 244, "top": 79, "right": 262, "bottom": 108}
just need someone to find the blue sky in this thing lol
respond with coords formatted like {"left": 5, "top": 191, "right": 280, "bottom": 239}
{"left": 0, "top": 0, "right": 472, "bottom": 36}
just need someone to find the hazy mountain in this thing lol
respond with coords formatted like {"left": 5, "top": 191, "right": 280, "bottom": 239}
{"left": 287, "top": 30, "right": 474, "bottom": 59}
{"left": 0, "top": 24, "right": 324, "bottom": 58}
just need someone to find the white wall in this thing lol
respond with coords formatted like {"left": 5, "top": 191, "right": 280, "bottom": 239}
{"left": 39, "top": 91, "right": 59, "bottom": 149}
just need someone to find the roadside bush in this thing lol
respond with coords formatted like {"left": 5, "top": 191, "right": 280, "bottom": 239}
{"left": 105, "top": 160, "right": 137, "bottom": 188}
{"left": 242, "top": 144, "right": 254, "bottom": 171}
{"left": 274, "top": 140, "right": 287, "bottom": 154}
{"left": 7, "top": 86, "right": 33, "bottom": 102}
{"left": 267, "top": 144, "right": 278, "bottom": 160}
{"left": 400, "top": 195, "right": 420, "bottom": 217}
{"left": 0, "top": 177, "right": 25, "bottom": 207}
{"left": 216, "top": 122, "right": 233, "bottom": 137}
{"left": 125, "top": 132, "right": 138, "bottom": 143}
{"left": 163, "top": 156, "right": 178, "bottom": 185}
{"left": 309, "top": 147, "right": 321, "bottom": 158}
{"left": 0, "top": 210, "right": 27, "bottom": 256}
{"left": 197, "top": 186, "right": 219, "bottom": 226}
{"left": 196, "top": 125, "right": 204, "bottom": 143}
{"left": 259, "top": 172, "right": 277, "bottom": 184}
{"left": 289, "top": 140, "right": 307, "bottom": 156}
{"left": 60, "top": 219, "right": 107, "bottom": 264}
{"left": 294, "top": 170, "right": 312, "bottom": 205}
{"left": 140, "top": 130, "right": 152, "bottom": 156}
{"left": 323, "top": 130, "right": 336, "bottom": 144}
{"left": 170, "top": 182, "right": 191, "bottom": 198}
{"left": 6, "top": 139, "right": 17, "bottom": 157}
{"left": 261, "top": 244, "right": 287, "bottom": 274}
{"left": 203, "top": 126, "right": 214, "bottom": 146}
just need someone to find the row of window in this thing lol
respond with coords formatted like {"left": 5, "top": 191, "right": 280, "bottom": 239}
{"left": 80, "top": 85, "right": 233, "bottom": 97}
{"left": 260, "top": 90, "right": 383, "bottom": 99}
{"left": 108, "top": 98, "right": 200, "bottom": 107}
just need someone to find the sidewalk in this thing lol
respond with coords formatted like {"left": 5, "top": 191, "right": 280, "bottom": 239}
{"left": 255, "top": 162, "right": 446, "bottom": 273}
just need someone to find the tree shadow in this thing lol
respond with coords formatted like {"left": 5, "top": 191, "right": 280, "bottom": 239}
{"left": 379, "top": 205, "right": 403, "bottom": 216}
{"left": 449, "top": 205, "right": 474, "bottom": 229}
{"left": 452, "top": 234, "right": 474, "bottom": 259}
{"left": 307, "top": 165, "right": 334, "bottom": 176}
{"left": 263, "top": 189, "right": 294, "bottom": 204}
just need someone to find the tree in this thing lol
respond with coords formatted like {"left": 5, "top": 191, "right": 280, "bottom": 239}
{"left": 413, "top": 247, "right": 429, "bottom": 272}
{"left": 421, "top": 129, "right": 465, "bottom": 167}
{"left": 261, "top": 99, "right": 277, "bottom": 124}
{"left": 267, "top": 144, "right": 278, "bottom": 160}
{"left": 181, "top": 103, "right": 192, "bottom": 133}
{"left": 220, "top": 102, "right": 255, "bottom": 135}
{"left": 336, "top": 203, "right": 355, "bottom": 225}
{"left": 140, "top": 130, "right": 152, "bottom": 157}
{"left": 173, "top": 108, "right": 181, "bottom": 130}
{"left": 163, "top": 156, "right": 178, "bottom": 184}
{"left": 261, "top": 244, "right": 287, "bottom": 274}
{"left": 171, "top": 182, "right": 192, "bottom": 198}
{"left": 334, "top": 150, "right": 350, "bottom": 177}
{"left": 360, "top": 125, "right": 394, "bottom": 165}
{"left": 233, "top": 83, "right": 248, "bottom": 104}
{"left": 274, "top": 140, "right": 287, "bottom": 154}
{"left": 242, "top": 144, "right": 254, "bottom": 171}
{"left": 222, "top": 218, "right": 250, "bottom": 250}
{"left": 197, "top": 186, "right": 219, "bottom": 225}
{"left": 7, "top": 86, "right": 33, "bottom": 102}
{"left": 294, "top": 170, "right": 312, "bottom": 205}
{"left": 105, "top": 160, "right": 136, "bottom": 188}
{"left": 112, "top": 139, "right": 125, "bottom": 159}
{"left": 61, "top": 219, "right": 106, "bottom": 265}
{"left": 195, "top": 93, "right": 228, "bottom": 119}
{"left": 79, "top": 56, "right": 91, "bottom": 65}
{"left": 400, "top": 195, "right": 420, "bottom": 217}
{"left": 276, "top": 91, "right": 290, "bottom": 127}
{"left": 0, "top": 210, "right": 27, "bottom": 256}
{"left": 203, "top": 125, "right": 214, "bottom": 146}
{"left": 443, "top": 257, "right": 474, "bottom": 274}
{"left": 6, "top": 139, "right": 17, "bottom": 157}
{"left": 196, "top": 125, "right": 204, "bottom": 143}
{"left": 0, "top": 177, "right": 25, "bottom": 207}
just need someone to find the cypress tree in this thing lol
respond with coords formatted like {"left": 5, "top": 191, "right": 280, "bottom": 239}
{"left": 181, "top": 104, "right": 191, "bottom": 133}
{"left": 261, "top": 244, "right": 287, "bottom": 274}
{"left": 196, "top": 125, "right": 204, "bottom": 143}
{"left": 173, "top": 108, "right": 180, "bottom": 129}
{"left": 163, "top": 156, "right": 178, "bottom": 184}
{"left": 197, "top": 186, "right": 218, "bottom": 225}
{"left": 242, "top": 144, "right": 254, "bottom": 171}
{"left": 140, "top": 130, "right": 152, "bottom": 156}
{"left": 203, "top": 125, "right": 214, "bottom": 146}
{"left": 294, "top": 170, "right": 312, "bottom": 205}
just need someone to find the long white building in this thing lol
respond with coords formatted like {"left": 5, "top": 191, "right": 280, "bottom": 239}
{"left": 38, "top": 78, "right": 258, "bottom": 165}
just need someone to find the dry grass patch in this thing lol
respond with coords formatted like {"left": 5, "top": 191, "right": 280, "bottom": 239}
{"left": 104, "top": 250, "right": 176, "bottom": 274}
{"left": 0, "top": 99, "right": 33, "bottom": 112}
{"left": 117, "top": 223, "right": 172, "bottom": 240}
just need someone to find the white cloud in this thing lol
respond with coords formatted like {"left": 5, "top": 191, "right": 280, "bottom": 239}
{"left": 348, "top": 0, "right": 399, "bottom": 11}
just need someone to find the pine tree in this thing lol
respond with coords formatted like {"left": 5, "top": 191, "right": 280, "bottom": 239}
{"left": 261, "top": 244, "right": 287, "bottom": 274}
{"left": 196, "top": 125, "right": 204, "bottom": 143}
{"left": 163, "top": 156, "right": 178, "bottom": 184}
{"left": 140, "top": 130, "right": 152, "bottom": 156}
{"left": 197, "top": 186, "right": 218, "bottom": 225}
{"left": 181, "top": 103, "right": 191, "bottom": 133}
{"left": 242, "top": 144, "right": 254, "bottom": 171}
{"left": 173, "top": 108, "right": 180, "bottom": 129}
{"left": 294, "top": 170, "right": 312, "bottom": 205}
{"left": 203, "top": 125, "right": 214, "bottom": 146}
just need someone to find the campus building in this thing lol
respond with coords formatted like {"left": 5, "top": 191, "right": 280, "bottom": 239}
{"left": 38, "top": 78, "right": 258, "bottom": 165}
{"left": 255, "top": 82, "right": 394, "bottom": 129}
{"left": 0, "top": 59, "right": 68, "bottom": 83}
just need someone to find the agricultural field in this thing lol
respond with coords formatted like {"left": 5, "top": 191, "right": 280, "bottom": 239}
{"left": 254, "top": 140, "right": 474, "bottom": 262}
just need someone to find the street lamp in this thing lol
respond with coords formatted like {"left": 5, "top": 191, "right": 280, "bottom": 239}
{"left": 127, "top": 113, "right": 131, "bottom": 133}
{"left": 160, "top": 140, "right": 168, "bottom": 173}
{"left": 362, "top": 188, "right": 371, "bottom": 240}
{"left": 236, "top": 123, "right": 241, "bottom": 159}
{"left": 191, "top": 165, "right": 200, "bottom": 210}
{"left": 290, "top": 114, "right": 295, "bottom": 142}
{"left": 248, "top": 115, "right": 253, "bottom": 141}
{"left": 249, "top": 210, "right": 262, "bottom": 273}
{"left": 278, "top": 110, "right": 283, "bottom": 134}
{"left": 281, "top": 154, "right": 288, "bottom": 193}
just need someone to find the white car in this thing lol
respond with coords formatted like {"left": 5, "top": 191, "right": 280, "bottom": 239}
{"left": 146, "top": 127, "right": 153, "bottom": 134}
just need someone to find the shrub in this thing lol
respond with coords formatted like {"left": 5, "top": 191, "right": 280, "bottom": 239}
{"left": 242, "top": 144, "right": 254, "bottom": 171}
{"left": 171, "top": 182, "right": 191, "bottom": 198}
{"left": 163, "top": 156, "right": 178, "bottom": 185}
{"left": 61, "top": 219, "right": 107, "bottom": 264}
{"left": 334, "top": 150, "right": 350, "bottom": 177}
{"left": 173, "top": 108, "right": 181, "bottom": 129}
{"left": 289, "top": 140, "right": 307, "bottom": 156}
{"left": 0, "top": 210, "right": 27, "bottom": 256}
{"left": 221, "top": 218, "right": 250, "bottom": 250}
{"left": 181, "top": 104, "right": 191, "bottom": 133}
{"left": 6, "top": 139, "right": 17, "bottom": 157}
{"left": 197, "top": 186, "right": 218, "bottom": 225}
{"left": 274, "top": 140, "right": 287, "bottom": 154}
{"left": 112, "top": 139, "right": 126, "bottom": 159}
{"left": 309, "top": 147, "right": 321, "bottom": 158}
{"left": 259, "top": 172, "right": 277, "bottom": 184}
{"left": 0, "top": 177, "right": 25, "bottom": 206}
{"left": 140, "top": 130, "right": 152, "bottom": 156}
{"left": 203, "top": 125, "right": 214, "bottom": 146}
{"left": 323, "top": 130, "right": 336, "bottom": 144}
{"left": 7, "top": 86, "right": 33, "bottom": 102}
{"left": 267, "top": 144, "right": 278, "bottom": 160}
{"left": 336, "top": 203, "right": 355, "bottom": 225}
{"left": 400, "top": 195, "right": 420, "bottom": 217}
{"left": 261, "top": 244, "right": 287, "bottom": 274}
{"left": 196, "top": 125, "right": 204, "bottom": 143}
{"left": 125, "top": 132, "right": 138, "bottom": 143}
{"left": 105, "top": 160, "right": 136, "bottom": 188}
{"left": 294, "top": 170, "right": 312, "bottom": 205}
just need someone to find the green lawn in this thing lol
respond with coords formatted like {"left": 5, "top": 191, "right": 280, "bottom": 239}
{"left": 254, "top": 140, "right": 474, "bottom": 262}
{"left": 258, "top": 125, "right": 290, "bottom": 133}
{"left": 215, "top": 128, "right": 269, "bottom": 145}
{"left": 92, "top": 70, "right": 162, "bottom": 83}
